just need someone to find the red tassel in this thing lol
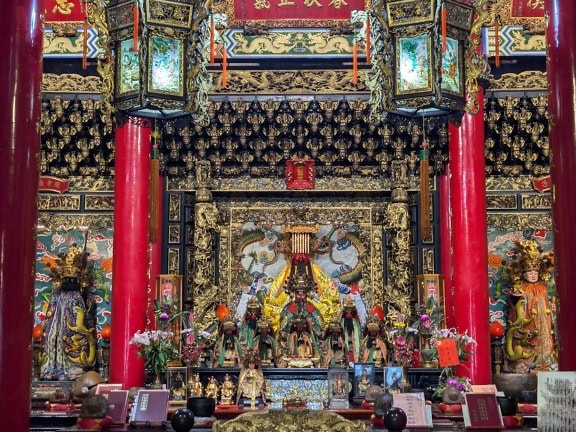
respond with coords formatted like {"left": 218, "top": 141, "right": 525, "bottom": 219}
{"left": 222, "top": 44, "right": 227, "bottom": 88}
{"left": 133, "top": 2, "right": 139, "bottom": 52}
{"left": 210, "top": 17, "right": 215, "bottom": 64}
{"left": 352, "top": 42, "right": 358, "bottom": 84}
{"left": 494, "top": 23, "right": 500, "bottom": 68}
{"left": 82, "top": 19, "right": 88, "bottom": 70}
{"left": 441, "top": 5, "right": 447, "bottom": 53}
{"left": 365, "top": 17, "right": 371, "bottom": 64}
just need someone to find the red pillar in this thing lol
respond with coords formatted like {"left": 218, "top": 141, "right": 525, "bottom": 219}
{"left": 448, "top": 93, "right": 491, "bottom": 385}
{"left": 0, "top": 0, "right": 43, "bottom": 427}
{"left": 439, "top": 165, "right": 455, "bottom": 330}
{"left": 546, "top": 0, "right": 576, "bottom": 370}
{"left": 109, "top": 117, "right": 152, "bottom": 388}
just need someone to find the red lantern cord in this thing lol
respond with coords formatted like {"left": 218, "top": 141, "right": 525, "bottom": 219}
{"left": 441, "top": 5, "right": 447, "bottom": 53}
{"left": 494, "top": 22, "right": 500, "bottom": 68}
{"left": 81, "top": 1, "right": 88, "bottom": 70}
{"left": 222, "top": 43, "right": 227, "bottom": 88}
{"left": 210, "top": 17, "right": 215, "bottom": 64}
{"left": 133, "top": 1, "right": 139, "bottom": 52}
{"left": 352, "top": 41, "right": 358, "bottom": 84}
{"left": 365, "top": 17, "right": 371, "bottom": 65}
{"left": 82, "top": 19, "right": 88, "bottom": 70}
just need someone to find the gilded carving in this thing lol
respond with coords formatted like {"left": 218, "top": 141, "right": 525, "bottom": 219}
{"left": 37, "top": 214, "right": 113, "bottom": 231}
{"left": 383, "top": 200, "right": 413, "bottom": 327}
{"left": 169, "top": 194, "right": 182, "bottom": 222}
{"left": 43, "top": 74, "right": 103, "bottom": 94}
{"left": 84, "top": 195, "right": 114, "bottom": 211}
{"left": 38, "top": 195, "right": 81, "bottom": 211}
{"left": 168, "top": 225, "right": 181, "bottom": 244}
{"left": 487, "top": 213, "right": 551, "bottom": 230}
{"left": 489, "top": 71, "right": 547, "bottom": 91}
{"left": 213, "top": 409, "right": 367, "bottom": 432}
{"left": 486, "top": 194, "right": 518, "bottom": 210}
{"left": 521, "top": 194, "right": 551, "bottom": 209}
{"left": 168, "top": 248, "right": 180, "bottom": 275}
{"left": 496, "top": 0, "right": 544, "bottom": 28}
{"left": 486, "top": 175, "right": 535, "bottom": 191}
{"left": 210, "top": 70, "right": 367, "bottom": 94}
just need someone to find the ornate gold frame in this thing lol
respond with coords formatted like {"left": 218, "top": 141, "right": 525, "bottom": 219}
{"left": 190, "top": 195, "right": 414, "bottom": 334}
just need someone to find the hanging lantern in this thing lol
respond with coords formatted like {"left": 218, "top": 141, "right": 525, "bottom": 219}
{"left": 104, "top": 0, "right": 211, "bottom": 122}
{"left": 367, "top": 0, "right": 478, "bottom": 125}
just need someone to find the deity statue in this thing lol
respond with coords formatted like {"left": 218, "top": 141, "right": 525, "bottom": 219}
{"left": 253, "top": 318, "right": 278, "bottom": 367}
{"left": 41, "top": 242, "right": 98, "bottom": 380}
{"left": 189, "top": 373, "right": 203, "bottom": 397}
{"left": 205, "top": 376, "right": 219, "bottom": 401}
{"left": 220, "top": 374, "right": 236, "bottom": 405}
{"left": 505, "top": 239, "right": 556, "bottom": 372}
{"left": 170, "top": 372, "right": 187, "bottom": 402}
{"left": 331, "top": 372, "right": 347, "bottom": 399}
{"left": 357, "top": 368, "right": 371, "bottom": 395}
{"left": 339, "top": 296, "right": 363, "bottom": 363}
{"left": 323, "top": 321, "right": 347, "bottom": 367}
{"left": 239, "top": 296, "right": 263, "bottom": 350}
{"left": 237, "top": 352, "right": 266, "bottom": 408}
{"left": 360, "top": 316, "right": 388, "bottom": 366}
{"left": 213, "top": 318, "right": 242, "bottom": 367}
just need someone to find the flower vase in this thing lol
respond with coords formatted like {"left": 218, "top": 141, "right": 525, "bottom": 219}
{"left": 150, "top": 372, "right": 163, "bottom": 389}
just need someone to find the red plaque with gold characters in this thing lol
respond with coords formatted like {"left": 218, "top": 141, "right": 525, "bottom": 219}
{"left": 511, "top": 0, "right": 544, "bottom": 18}
{"left": 285, "top": 157, "right": 315, "bottom": 190}
{"left": 44, "top": 0, "right": 86, "bottom": 22}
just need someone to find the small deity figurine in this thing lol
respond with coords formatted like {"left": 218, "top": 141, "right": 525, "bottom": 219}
{"left": 213, "top": 318, "right": 242, "bottom": 367}
{"left": 323, "top": 321, "right": 347, "bottom": 367}
{"left": 219, "top": 373, "right": 236, "bottom": 405}
{"left": 254, "top": 318, "right": 278, "bottom": 367}
{"left": 360, "top": 316, "right": 388, "bottom": 366}
{"left": 357, "top": 368, "right": 371, "bottom": 395}
{"left": 189, "top": 373, "right": 203, "bottom": 397}
{"left": 286, "top": 314, "right": 316, "bottom": 358}
{"left": 205, "top": 376, "right": 219, "bottom": 401}
{"left": 340, "top": 296, "right": 362, "bottom": 363}
{"left": 332, "top": 372, "right": 347, "bottom": 399}
{"left": 170, "top": 372, "right": 187, "bottom": 402}
{"left": 239, "top": 296, "right": 262, "bottom": 349}
{"left": 237, "top": 352, "right": 266, "bottom": 408}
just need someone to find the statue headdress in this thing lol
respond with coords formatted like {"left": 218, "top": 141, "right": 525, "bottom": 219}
{"left": 46, "top": 240, "right": 93, "bottom": 290}
{"left": 508, "top": 239, "right": 554, "bottom": 283}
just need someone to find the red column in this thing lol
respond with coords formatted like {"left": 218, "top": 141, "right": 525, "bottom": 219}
{"left": 439, "top": 165, "right": 455, "bottom": 330}
{"left": 110, "top": 117, "right": 152, "bottom": 388}
{"left": 0, "top": 0, "right": 43, "bottom": 428}
{"left": 546, "top": 0, "right": 576, "bottom": 370}
{"left": 448, "top": 93, "right": 491, "bottom": 385}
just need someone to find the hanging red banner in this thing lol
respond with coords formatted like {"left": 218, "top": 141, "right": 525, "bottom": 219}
{"left": 229, "top": 0, "right": 366, "bottom": 26}
{"left": 510, "top": 0, "right": 544, "bottom": 18}
{"left": 44, "top": 0, "right": 85, "bottom": 22}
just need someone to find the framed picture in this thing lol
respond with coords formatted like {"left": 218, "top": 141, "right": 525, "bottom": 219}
{"left": 166, "top": 367, "right": 188, "bottom": 405}
{"left": 353, "top": 363, "right": 375, "bottom": 398}
{"left": 384, "top": 366, "right": 405, "bottom": 393}
{"left": 327, "top": 367, "right": 350, "bottom": 409}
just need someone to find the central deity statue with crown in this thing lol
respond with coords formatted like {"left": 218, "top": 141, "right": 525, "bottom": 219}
{"left": 262, "top": 223, "right": 340, "bottom": 367}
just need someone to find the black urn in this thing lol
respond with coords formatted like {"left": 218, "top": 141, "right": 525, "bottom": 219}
{"left": 187, "top": 397, "right": 216, "bottom": 418}
{"left": 497, "top": 396, "right": 518, "bottom": 416}
{"left": 383, "top": 406, "right": 408, "bottom": 431}
{"left": 171, "top": 408, "right": 195, "bottom": 432}
{"left": 373, "top": 392, "right": 394, "bottom": 418}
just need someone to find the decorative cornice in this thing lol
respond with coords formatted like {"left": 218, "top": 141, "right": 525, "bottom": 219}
{"left": 488, "top": 71, "right": 547, "bottom": 92}
{"left": 487, "top": 212, "right": 551, "bottom": 230}
{"left": 43, "top": 73, "right": 103, "bottom": 94}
